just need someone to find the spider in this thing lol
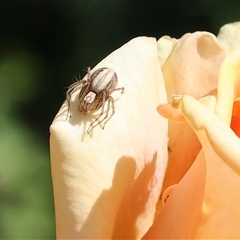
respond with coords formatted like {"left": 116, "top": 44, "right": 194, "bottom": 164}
{"left": 66, "top": 67, "right": 124, "bottom": 133}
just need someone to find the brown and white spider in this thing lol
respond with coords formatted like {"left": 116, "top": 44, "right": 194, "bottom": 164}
{"left": 66, "top": 67, "right": 124, "bottom": 133}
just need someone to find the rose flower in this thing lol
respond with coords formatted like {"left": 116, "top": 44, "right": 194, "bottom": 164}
{"left": 50, "top": 22, "right": 240, "bottom": 239}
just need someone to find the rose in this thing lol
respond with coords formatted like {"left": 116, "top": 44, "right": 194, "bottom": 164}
{"left": 50, "top": 22, "right": 240, "bottom": 239}
{"left": 152, "top": 47, "right": 240, "bottom": 238}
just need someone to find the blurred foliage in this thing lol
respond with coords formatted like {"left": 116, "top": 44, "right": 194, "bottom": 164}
{"left": 0, "top": 0, "right": 239, "bottom": 239}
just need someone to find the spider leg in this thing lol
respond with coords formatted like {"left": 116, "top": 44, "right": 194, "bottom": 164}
{"left": 102, "top": 97, "right": 114, "bottom": 129}
{"left": 87, "top": 95, "right": 114, "bottom": 133}
{"left": 87, "top": 94, "right": 106, "bottom": 133}
{"left": 66, "top": 80, "right": 89, "bottom": 119}
{"left": 66, "top": 67, "right": 92, "bottom": 120}
{"left": 88, "top": 87, "right": 122, "bottom": 129}
{"left": 112, "top": 87, "right": 124, "bottom": 94}
{"left": 87, "top": 67, "right": 91, "bottom": 79}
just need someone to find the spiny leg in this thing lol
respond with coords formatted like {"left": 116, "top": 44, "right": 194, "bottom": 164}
{"left": 86, "top": 87, "right": 122, "bottom": 130}
{"left": 87, "top": 95, "right": 106, "bottom": 133}
{"left": 87, "top": 67, "right": 91, "bottom": 78}
{"left": 98, "top": 87, "right": 123, "bottom": 127}
{"left": 112, "top": 87, "right": 124, "bottom": 94}
{"left": 66, "top": 80, "right": 89, "bottom": 119}
{"left": 93, "top": 87, "right": 122, "bottom": 129}
{"left": 102, "top": 97, "right": 114, "bottom": 129}
{"left": 87, "top": 96, "right": 114, "bottom": 133}
{"left": 66, "top": 67, "right": 92, "bottom": 119}
{"left": 66, "top": 82, "right": 81, "bottom": 119}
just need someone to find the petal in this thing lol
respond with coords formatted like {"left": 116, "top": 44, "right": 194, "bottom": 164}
{"left": 157, "top": 94, "right": 217, "bottom": 124}
{"left": 50, "top": 37, "right": 168, "bottom": 239}
{"left": 231, "top": 100, "right": 240, "bottom": 137}
{"left": 215, "top": 47, "right": 240, "bottom": 124}
{"left": 162, "top": 32, "right": 226, "bottom": 100}
{"left": 143, "top": 150, "right": 206, "bottom": 239}
{"left": 176, "top": 95, "right": 240, "bottom": 237}
{"left": 157, "top": 103, "right": 186, "bottom": 123}
{"left": 174, "top": 95, "right": 240, "bottom": 174}
{"left": 217, "top": 21, "right": 240, "bottom": 52}
{"left": 145, "top": 95, "right": 240, "bottom": 238}
{"left": 157, "top": 35, "right": 178, "bottom": 68}
{"left": 160, "top": 32, "right": 226, "bottom": 194}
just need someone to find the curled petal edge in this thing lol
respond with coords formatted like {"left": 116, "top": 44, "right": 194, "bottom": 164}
{"left": 215, "top": 47, "right": 240, "bottom": 125}
{"left": 172, "top": 94, "right": 240, "bottom": 176}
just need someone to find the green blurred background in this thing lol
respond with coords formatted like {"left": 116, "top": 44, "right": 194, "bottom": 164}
{"left": 0, "top": 0, "right": 239, "bottom": 239}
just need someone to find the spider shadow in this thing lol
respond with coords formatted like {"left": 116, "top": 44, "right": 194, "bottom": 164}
{"left": 79, "top": 152, "right": 158, "bottom": 239}
{"left": 65, "top": 101, "right": 108, "bottom": 141}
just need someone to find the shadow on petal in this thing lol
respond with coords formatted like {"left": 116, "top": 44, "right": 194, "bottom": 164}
{"left": 143, "top": 150, "right": 206, "bottom": 239}
{"left": 112, "top": 153, "right": 158, "bottom": 239}
{"left": 79, "top": 155, "right": 137, "bottom": 239}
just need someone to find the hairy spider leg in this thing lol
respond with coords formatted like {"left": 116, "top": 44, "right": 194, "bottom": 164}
{"left": 87, "top": 87, "right": 124, "bottom": 132}
{"left": 102, "top": 96, "right": 114, "bottom": 129}
{"left": 66, "top": 80, "right": 89, "bottom": 119}
{"left": 66, "top": 68, "right": 92, "bottom": 119}
{"left": 99, "top": 87, "right": 124, "bottom": 128}
{"left": 87, "top": 91, "right": 108, "bottom": 133}
{"left": 112, "top": 87, "right": 125, "bottom": 94}
{"left": 100, "top": 87, "right": 124, "bottom": 126}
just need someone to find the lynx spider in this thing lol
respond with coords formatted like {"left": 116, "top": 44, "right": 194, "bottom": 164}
{"left": 66, "top": 67, "right": 124, "bottom": 133}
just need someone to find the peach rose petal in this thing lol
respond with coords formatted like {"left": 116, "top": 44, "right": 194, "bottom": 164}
{"left": 162, "top": 32, "right": 226, "bottom": 100}
{"left": 176, "top": 95, "right": 240, "bottom": 236}
{"left": 50, "top": 37, "right": 168, "bottom": 239}
{"left": 157, "top": 103, "right": 186, "bottom": 123}
{"left": 144, "top": 95, "right": 240, "bottom": 238}
{"left": 143, "top": 150, "right": 206, "bottom": 239}
{"left": 157, "top": 94, "right": 217, "bottom": 124}
{"left": 217, "top": 22, "right": 240, "bottom": 52}
{"left": 215, "top": 47, "right": 240, "bottom": 125}
{"left": 231, "top": 101, "right": 240, "bottom": 137}
{"left": 159, "top": 32, "right": 227, "bottom": 194}
{"left": 157, "top": 35, "right": 178, "bottom": 68}
{"left": 176, "top": 95, "right": 240, "bottom": 174}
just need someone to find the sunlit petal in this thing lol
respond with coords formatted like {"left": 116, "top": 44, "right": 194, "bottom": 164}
{"left": 157, "top": 35, "right": 178, "bottom": 68}
{"left": 217, "top": 22, "right": 240, "bottom": 52}
{"left": 50, "top": 37, "right": 168, "bottom": 239}
{"left": 215, "top": 47, "right": 240, "bottom": 124}
{"left": 144, "top": 94, "right": 240, "bottom": 238}
{"left": 159, "top": 32, "right": 226, "bottom": 194}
